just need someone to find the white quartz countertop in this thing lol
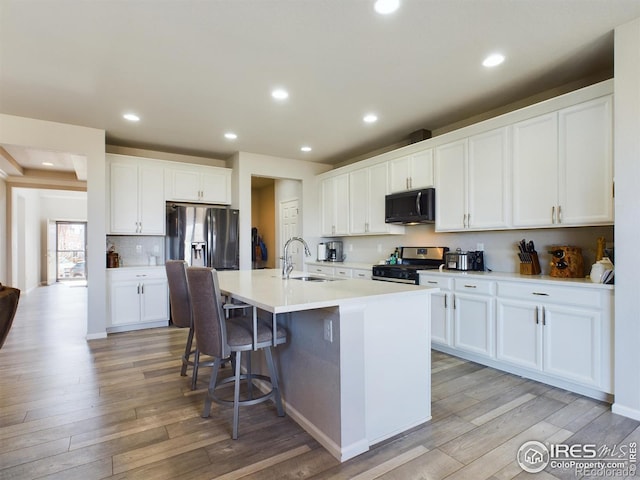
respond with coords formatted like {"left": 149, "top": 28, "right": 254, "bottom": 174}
{"left": 217, "top": 268, "right": 437, "bottom": 314}
{"left": 417, "top": 269, "right": 614, "bottom": 290}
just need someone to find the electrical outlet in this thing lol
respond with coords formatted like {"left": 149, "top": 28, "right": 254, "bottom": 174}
{"left": 136, "top": 244, "right": 142, "bottom": 253}
{"left": 323, "top": 319, "right": 333, "bottom": 342}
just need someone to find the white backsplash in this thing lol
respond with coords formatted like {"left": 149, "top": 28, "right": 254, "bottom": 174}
{"left": 320, "top": 224, "right": 614, "bottom": 276}
{"left": 107, "top": 236, "right": 165, "bottom": 267}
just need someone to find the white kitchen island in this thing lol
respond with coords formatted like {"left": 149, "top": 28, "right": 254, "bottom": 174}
{"left": 216, "top": 269, "right": 438, "bottom": 462}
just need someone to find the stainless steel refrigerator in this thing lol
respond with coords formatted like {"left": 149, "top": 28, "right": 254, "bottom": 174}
{"left": 165, "top": 203, "right": 239, "bottom": 270}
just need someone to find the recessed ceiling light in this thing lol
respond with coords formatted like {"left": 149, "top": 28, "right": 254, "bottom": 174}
{"left": 224, "top": 132, "right": 238, "bottom": 140}
{"left": 363, "top": 113, "right": 378, "bottom": 124}
{"left": 374, "top": 0, "right": 400, "bottom": 14}
{"left": 482, "top": 53, "right": 505, "bottom": 67}
{"left": 42, "top": 162, "right": 54, "bottom": 167}
{"left": 123, "top": 113, "right": 140, "bottom": 122}
{"left": 271, "top": 88, "right": 289, "bottom": 100}
{"left": 300, "top": 146, "right": 312, "bottom": 152}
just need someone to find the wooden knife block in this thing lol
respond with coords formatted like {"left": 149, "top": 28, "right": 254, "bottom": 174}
{"left": 519, "top": 252, "right": 541, "bottom": 275}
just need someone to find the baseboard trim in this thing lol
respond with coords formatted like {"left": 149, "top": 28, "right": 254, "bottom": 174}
{"left": 612, "top": 403, "right": 640, "bottom": 421}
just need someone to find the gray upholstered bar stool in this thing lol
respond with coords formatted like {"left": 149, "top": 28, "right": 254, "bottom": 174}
{"left": 165, "top": 260, "right": 208, "bottom": 390}
{"left": 186, "top": 266, "right": 286, "bottom": 439}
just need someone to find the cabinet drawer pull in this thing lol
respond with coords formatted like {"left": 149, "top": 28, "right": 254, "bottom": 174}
{"left": 136, "top": 274, "right": 148, "bottom": 278}
{"left": 532, "top": 292, "right": 549, "bottom": 296}
{"left": 427, "top": 280, "right": 438, "bottom": 284}
{"left": 464, "top": 284, "right": 477, "bottom": 288}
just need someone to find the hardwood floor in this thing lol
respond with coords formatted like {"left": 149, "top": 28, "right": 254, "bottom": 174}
{"left": 1, "top": 283, "right": 637, "bottom": 479}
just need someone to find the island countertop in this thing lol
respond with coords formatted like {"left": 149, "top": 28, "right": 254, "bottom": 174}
{"left": 216, "top": 268, "right": 436, "bottom": 314}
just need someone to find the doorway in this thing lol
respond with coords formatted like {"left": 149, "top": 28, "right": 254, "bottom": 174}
{"left": 55, "top": 221, "right": 87, "bottom": 282}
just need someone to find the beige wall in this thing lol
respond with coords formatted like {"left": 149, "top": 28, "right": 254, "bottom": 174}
{"left": 251, "top": 182, "right": 276, "bottom": 269}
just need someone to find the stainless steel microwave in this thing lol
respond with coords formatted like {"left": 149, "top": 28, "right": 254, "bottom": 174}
{"left": 385, "top": 188, "right": 436, "bottom": 225}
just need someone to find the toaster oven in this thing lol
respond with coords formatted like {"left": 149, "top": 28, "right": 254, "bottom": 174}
{"left": 445, "top": 250, "right": 485, "bottom": 271}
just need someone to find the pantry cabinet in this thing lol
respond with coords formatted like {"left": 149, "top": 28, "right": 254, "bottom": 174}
{"left": 107, "top": 268, "right": 169, "bottom": 332}
{"left": 165, "top": 164, "right": 231, "bottom": 204}
{"left": 389, "top": 149, "right": 434, "bottom": 193}
{"left": 435, "top": 127, "right": 510, "bottom": 232}
{"left": 108, "top": 155, "right": 165, "bottom": 235}
{"left": 512, "top": 95, "right": 613, "bottom": 227}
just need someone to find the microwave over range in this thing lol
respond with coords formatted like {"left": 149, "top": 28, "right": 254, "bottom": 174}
{"left": 385, "top": 188, "right": 435, "bottom": 225}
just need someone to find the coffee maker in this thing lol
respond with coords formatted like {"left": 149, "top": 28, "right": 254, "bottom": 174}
{"left": 325, "top": 241, "right": 344, "bottom": 262}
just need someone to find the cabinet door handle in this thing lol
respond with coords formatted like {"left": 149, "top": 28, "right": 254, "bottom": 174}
{"left": 552, "top": 206, "right": 556, "bottom": 224}
{"left": 137, "top": 283, "right": 140, "bottom": 294}
{"left": 542, "top": 307, "right": 546, "bottom": 325}
{"left": 444, "top": 295, "right": 447, "bottom": 309}
{"left": 535, "top": 306, "right": 539, "bottom": 324}
{"left": 141, "top": 284, "right": 144, "bottom": 295}
{"left": 558, "top": 205, "right": 562, "bottom": 223}
{"left": 453, "top": 295, "right": 456, "bottom": 309}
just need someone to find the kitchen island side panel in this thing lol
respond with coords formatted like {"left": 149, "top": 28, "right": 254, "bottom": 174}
{"left": 364, "top": 293, "right": 432, "bottom": 444}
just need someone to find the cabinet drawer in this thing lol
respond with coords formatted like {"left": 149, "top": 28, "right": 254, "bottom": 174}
{"left": 108, "top": 267, "right": 167, "bottom": 282}
{"left": 497, "top": 282, "right": 601, "bottom": 308}
{"left": 454, "top": 278, "right": 495, "bottom": 295}
{"left": 334, "top": 267, "right": 352, "bottom": 278}
{"left": 352, "top": 269, "right": 371, "bottom": 280}
{"left": 308, "top": 265, "right": 335, "bottom": 275}
{"left": 419, "top": 274, "right": 453, "bottom": 290}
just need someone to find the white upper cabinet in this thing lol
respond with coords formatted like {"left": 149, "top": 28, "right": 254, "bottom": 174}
{"left": 435, "top": 127, "right": 510, "bottom": 232}
{"left": 349, "top": 163, "right": 404, "bottom": 235}
{"left": 108, "top": 155, "right": 165, "bottom": 235}
{"left": 320, "top": 173, "right": 350, "bottom": 236}
{"left": 389, "top": 149, "right": 434, "bottom": 193}
{"left": 558, "top": 96, "right": 613, "bottom": 225}
{"left": 165, "top": 164, "right": 231, "bottom": 204}
{"left": 513, "top": 95, "right": 613, "bottom": 228}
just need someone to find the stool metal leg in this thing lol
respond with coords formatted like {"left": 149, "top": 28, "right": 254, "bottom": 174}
{"left": 181, "top": 326, "right": 195, "bottom": 376}
{"left": 202, "top": 357, "right": 221, "bottom": 418}
{"left": 192, "top": 349, "right": 201, "bottom": 390}
{"left": 264, "top": 346, "right": 284, "bottom": 417}
{"left": 232, "top": 350, "right": 242, "bottom": 439}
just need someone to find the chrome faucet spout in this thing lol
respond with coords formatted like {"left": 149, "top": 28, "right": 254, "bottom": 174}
{"left": 282, "top": 237, "right": 311, "bottom": 279}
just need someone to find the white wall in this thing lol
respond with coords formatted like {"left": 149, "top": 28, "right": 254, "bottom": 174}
{"left": 0, "top": 114, "right": 106, "bottom": 338}
{"left": 612, "top": 18, "right": 640, "bottom": 420}
{"left": 229, "top": 151, "right": 331, "bottom": 270}
{"left": 11, "top": 188, "right": 41, "bottom": 292}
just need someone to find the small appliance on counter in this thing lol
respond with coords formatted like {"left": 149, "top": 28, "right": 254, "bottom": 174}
{"left": 325, "top": 240, "right": 344, "bottom": 262}
{"left": 317, "top": 243, "right": 327, "bottom": 262}
{"left": 445, "top": 248, "right": 485, "bottom": 271}
{"left": 372, "top": 246, "right": 449, "bottom": 284}
{"left": 548, "top": 245, "right": 584, "bottom": 278}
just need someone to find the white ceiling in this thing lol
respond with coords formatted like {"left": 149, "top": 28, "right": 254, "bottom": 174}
{"left": 2, "top": 0, "right": 640, "bottom": 171}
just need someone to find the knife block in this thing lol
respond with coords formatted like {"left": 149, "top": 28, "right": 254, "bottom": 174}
{"left": 519, "top": 252, "right": 541, "bottom": 275}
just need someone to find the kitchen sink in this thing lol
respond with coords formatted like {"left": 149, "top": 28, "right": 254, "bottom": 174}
{"left": 289, "top": 275, "right": 339, "bottom": 282}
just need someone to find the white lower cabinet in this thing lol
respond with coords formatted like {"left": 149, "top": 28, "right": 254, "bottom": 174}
{"left": 452, "top": 279, "right": 495, "bottom": 358}
{"left": 421, "top": 272, "right": 613, "bottom": 399}
{"left": 108, "top": 268, "right": 169, "bottom": 332}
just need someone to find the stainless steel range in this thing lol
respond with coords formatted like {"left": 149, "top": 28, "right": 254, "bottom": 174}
{"left": 372, "top": 247, "right": 449, "bottom": 284}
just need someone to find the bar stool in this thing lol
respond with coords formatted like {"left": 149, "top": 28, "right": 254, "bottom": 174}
{"left": 186, "top": 266, "right": 286, "bottom": 439}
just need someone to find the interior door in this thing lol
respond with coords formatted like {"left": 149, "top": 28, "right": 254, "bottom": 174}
{"left": 280, "top": 199, "right": 301, "bottom": 271}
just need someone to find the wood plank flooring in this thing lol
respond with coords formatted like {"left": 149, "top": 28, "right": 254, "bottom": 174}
{"left": 0, "top": 283, "right": 637, "bottom": 479}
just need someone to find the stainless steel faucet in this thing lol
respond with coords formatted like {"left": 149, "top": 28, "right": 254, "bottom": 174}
{"left": 281, "top": 237, "right": 311, "bottom": 278}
